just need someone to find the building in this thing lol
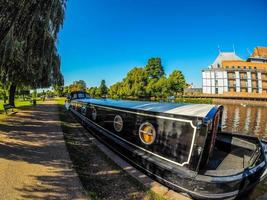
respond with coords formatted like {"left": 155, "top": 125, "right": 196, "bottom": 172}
{"left": 202, "top": 47, "right": 267, "bottom": 96}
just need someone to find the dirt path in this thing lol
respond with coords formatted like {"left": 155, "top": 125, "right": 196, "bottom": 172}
{"left": 0, "top": 101, "right": 85, "bottom": 200}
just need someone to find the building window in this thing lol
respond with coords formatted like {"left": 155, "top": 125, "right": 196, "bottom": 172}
{"left": 232, "top": 66, "right": 235, "bottom": 69}
{"left": 226, "top": 66, "right": 229, "bottom": 69}
{"left": 238, "top": 66, "right": 240, "bottom": 69}
{"left": 254, "top": 67, "right": 257, "bottom": 69}
{"left": 217, "top": 64, "right": 220, "bottom": 68}
{"left": 244, "top": 66, "right": 246, "bottom": 69}
{"left": 249, "top": 66, "right": 252, "bottom": 69}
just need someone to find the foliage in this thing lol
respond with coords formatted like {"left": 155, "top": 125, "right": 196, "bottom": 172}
{"left": 64, "top": 58, "right": 187, "bottom": 101}
{"left": 69, "top": 80, "right": 87, "bottom": 92}
{"left": 0, "top": 0, "right": 66, "bottom": 106}
{"left": 168, "top": 70, "right": 186, "bottom": 95}
{"left": 123, "top": 67, "right": 147, "bottom": 98}
{"left": 98, "top": 79, "right": 108, "bottom": 97}
{"left": 87, "top": 87, "right": 98, "bottom": 97}
{"left": 53, "top": 85, "right": 64, "bottom": 96}
{"left": 145, "top": 57, "right": 164, "bottom": 80}
{"left": 108, "top": 57, "right": 187, "bottom": 100}
{"left": 175, "top": 97, "right": 212, "bottom": 104}
{"left": 109, "top": 82, "right": 122, "bottom": 99}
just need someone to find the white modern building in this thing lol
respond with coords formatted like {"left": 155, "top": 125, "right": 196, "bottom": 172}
{"left": 202, "top": 47, "right": 267, "bottom": 95}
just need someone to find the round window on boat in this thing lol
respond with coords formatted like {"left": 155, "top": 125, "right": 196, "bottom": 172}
{"left": 114, "top": 115, "right": 123, "bottom": 132}
{"left": 92, "top": 107, "right": 97, "bottom": 120}
{"left": 139, "top": 122, "right": 156, "bottom": 145}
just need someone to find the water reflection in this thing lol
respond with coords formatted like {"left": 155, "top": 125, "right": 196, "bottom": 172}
{"left": 221, "top": 104, "right": 267, "bottom": 139}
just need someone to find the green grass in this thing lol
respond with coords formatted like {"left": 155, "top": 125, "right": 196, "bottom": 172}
{"left": 54, "top": 97, "right": 66, "bottom": 106}
{"left": 0, "top": 99, "right": 41, "bottom": 120}
{"left": 0, "top": 99, "right": 32, "bottom": 110}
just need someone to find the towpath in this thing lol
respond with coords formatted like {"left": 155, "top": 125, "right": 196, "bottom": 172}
{"left": 0, "top": 101, "right": 85, "bottom": 200}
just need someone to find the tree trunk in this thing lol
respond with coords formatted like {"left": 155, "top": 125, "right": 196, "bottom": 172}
{"left": 3, "top": 94, "right": 7, "bottom": 103}
{"left": 9, "top": 83, "right": 16, "bottom": 107}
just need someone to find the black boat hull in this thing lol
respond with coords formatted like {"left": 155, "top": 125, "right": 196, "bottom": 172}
{"left": 69, "top": 106, "right": 267, "bottom": 200}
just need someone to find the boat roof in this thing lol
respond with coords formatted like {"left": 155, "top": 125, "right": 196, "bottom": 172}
{"left": 75, "top": 98, "right": 217, "bottom": 118}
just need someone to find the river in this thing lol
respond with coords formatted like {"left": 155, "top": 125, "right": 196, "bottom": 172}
{"left": 221, "top": 104, "right": 267, "bottom": 138}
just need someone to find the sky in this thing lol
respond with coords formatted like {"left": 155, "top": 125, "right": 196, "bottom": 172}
{"left": 58, "top": 0, "right": 267, "bottom": 88}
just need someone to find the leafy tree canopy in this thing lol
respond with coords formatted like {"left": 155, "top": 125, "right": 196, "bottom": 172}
{"left": 68, "top": 80, "right": 86, "bottom": 92}
{"left": 98, "top": 79, "right": 108, "bottom": 97}
{"left": 108, "top": 57, "right": 187, "bottom": 100}
{"left": 145, "top": 57, "right": 164, "bottom": 80}
{"left": 0, "top": 0, "right": 66, "bottom": 106}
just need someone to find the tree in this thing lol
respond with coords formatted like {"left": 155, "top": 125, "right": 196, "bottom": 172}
{"left": 53, "top": 85, "right": 64, "bottom": 96}
{"left": 69, "top": 80, "right": 87, "bottom": 92}
{"left": 87, "top": 87, "right": 98, "bottom": 97}
{"left": 0, "top": 0, "right": 66, "bottom": 106}
{"left": 0, "top": 83, "right": 8, "bottom": 103}
{"left": 145, "top": 78, "right": 158, "bottom": 97}
{"left": 168, "top": 70, "right": 186, "bottom": 96}
{"left": 109, "top": 82, "right": 122, "bottom": 99}
{"left": 98, "top": 80, "right": 108, "bottom": 97}
{"left": 124, "top": 67, "right": 147, "bottom": 98}
{"left": 154, "top": 76, "right": 169, "bottom": 98}
{"left": 107, "top": 58, "right": 187, "bottom": 100}
{"left": 144, "top": 57, "right": 164, "bottom": 80}
{"left": 63, "top": 86, "right": 70, "bottom": 96}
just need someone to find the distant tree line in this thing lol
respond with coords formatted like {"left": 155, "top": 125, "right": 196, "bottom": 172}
{"left": 63, "top": 57, "right": 187, "bottom": 100}
{"left": 109, "top": 57, "right": 186, "bottom": 100}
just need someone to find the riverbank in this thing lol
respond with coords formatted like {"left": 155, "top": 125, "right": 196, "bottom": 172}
{"left": 213, "top": 98, "right": 267, "bottom": 107}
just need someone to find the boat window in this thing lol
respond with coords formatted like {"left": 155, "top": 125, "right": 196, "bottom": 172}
{"left": 81, "top": 106, "right": 86, "bottom": 116}
{"left": 78, "top": 93, "right": 85, "bottom": 99}
{"left": 139, "top": 122, "right": 156, "bottom": 145}
{"left": 92, "top": 107, "right": 97, "bottom": 120}
{"left": 114, "top": 115, "right": 123, "bottom": 132}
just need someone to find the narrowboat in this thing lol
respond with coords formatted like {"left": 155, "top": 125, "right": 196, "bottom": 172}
{"left": 66, "top": 92, "right": 267, "bottom": 200}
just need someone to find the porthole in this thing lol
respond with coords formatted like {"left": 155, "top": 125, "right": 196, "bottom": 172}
{"left": 139, "top": 122, "right": 156, "bottom": 145}
{"left": 114, "top": 115, "right": 123, "bottom": 132}
{"left": 92, "top": 107, "right": 97, "bottom": 120}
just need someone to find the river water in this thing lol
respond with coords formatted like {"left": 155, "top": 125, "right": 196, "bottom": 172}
{"left": 219, "top": 103, "right": 267, "bottom": 199}
{"left": 221, "top": 104, "right": 267, "bottom": 139}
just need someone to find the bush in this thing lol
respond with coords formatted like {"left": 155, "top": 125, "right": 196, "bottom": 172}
{"left": 175, "top": 97, "right": 212, "bottom": 104}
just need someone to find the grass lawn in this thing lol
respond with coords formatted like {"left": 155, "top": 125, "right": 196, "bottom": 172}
{"left": 0, "top": 99, "right": 41, "bottom": 120}
{"left": 0, "top": 99, "right": 31, "bottom": 110}
{"left": 54, "top": 97, "right": 65, "bottom": 106}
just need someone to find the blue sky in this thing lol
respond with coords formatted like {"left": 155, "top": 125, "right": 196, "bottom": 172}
{"left": 58, "top": 0, "right": 267, "bottom": 88}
